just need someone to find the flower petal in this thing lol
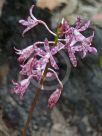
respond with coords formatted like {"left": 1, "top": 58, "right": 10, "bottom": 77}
{"left": 16, "top": 45, "right": 35, "bottom": 62}
{"left": 11, "top": 77, "right": 31, "bottom": 99}
{"left": 44, "top": 38, "right": 50, "bottom": 52}
{"left": 85, "top": 31, "right": 94, "bottom": 44}
{"left": 67, "top": 46, "right": 77, "bottom": 67}
{"left": 50, "top": 55, "right": 59, "bottom": 69}
{"left": 51, "top": 42, "right": 65, "bottom": 55}
{"left": 22, "top": 23, "right": 38, "bottom": 36}
{"left": 47, "top": 72, "right": 53, "bottom": 77}
{"left": 34, "top": 46, "right": 45, "bottom": 57}
{"left": 20, "top": 58, "right": 36, "bottom": 75}
{"left": 75, "top": 16, "right": 81, "bottom": 29}
{"left": 78, "top": 20, "right": 91, "bottom": 32}
{"left": 19, "top": 19, "right": 29, "bottom": 26}
{"left": 88, "top": 47, "right": 97, "bottom": 53}
{"left": 19, "top": 16, "right": 39, "bottom": 36}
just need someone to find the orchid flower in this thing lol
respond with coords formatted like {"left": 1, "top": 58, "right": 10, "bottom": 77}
{"left": 75, "top": 16, "right": 81, "bottom": 29}
{"left": 14, "top": 45, "right": 36, "bottom": 62}
{"left": 73, "top": 32, "right": 97, "bottom": 58}
{"left": 34, "top": 39, "right": 65, "bottom": 69}
{"left": 75, "top": 16, "right": 91, "bottom": 32}
{"left": 60, "top": 17, "right": 96, "bottom": 67}
{"left": 11, "top": 76, "right": 32, "bottom": 99}
{"left": 19, "top": 16, "right": 39, "bottom": 36}
{"left": 20, "top": 57, "right": 37, "bottom": 76}
{"left": 19, "top": 5, "right": 56, "bottom": 37}
{"left": 20, "top": 55, "right": 53, "bottom": 81}
{"left": 19, "top": 5, "right": 39, "bottom": 36}
{"left": 64, "top": 27, "right": 78, "bottom": 67}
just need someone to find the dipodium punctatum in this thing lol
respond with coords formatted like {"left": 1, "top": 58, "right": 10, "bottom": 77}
{"left": 10, "top": 5, "right": 97, "bottom": 136}
{"left": 11, "top": 5, "right": 97, "bottom": 108}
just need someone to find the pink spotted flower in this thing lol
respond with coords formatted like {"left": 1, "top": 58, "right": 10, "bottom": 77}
{"left": 19, "top": 5, "right": 39, "bottom": 36}
{"left": 20, "top": 57, "right": 37, "bottom": 76}
{"left": 35, "top": 38, "right": 65, "bottom": 69}
{"left": 11, "top": 76, "right": 32, "bottom": 99}
{"left": 14, "top": 44, "right": 36, "bottom": 62}
{"left": 12, "top": 4, "right": 97, "bottom": 109}
{"left": 61, "top": 17, "right": 97, "bottom": 67}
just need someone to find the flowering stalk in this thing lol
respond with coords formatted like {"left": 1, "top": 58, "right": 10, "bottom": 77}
{"left": 11, "top": 5, "right": 97, "bottom": 136}
{"left": 22, "top": 26, "right": 60, "bottom": 136}
{"left": 22, "top": 63, "right": 49, "bottom": 136}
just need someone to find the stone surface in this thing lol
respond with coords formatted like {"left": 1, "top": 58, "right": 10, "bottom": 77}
{"left": 45, "top": 0, "right": 102, "bottom": 28}
{"left": 0, "top": 0, "right": 5, "bottom": 16}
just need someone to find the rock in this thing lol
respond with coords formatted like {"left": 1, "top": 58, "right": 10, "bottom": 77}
{"left": 50, "top": 0, "right": 102, "bottom": 28}
{"left": 49, "top": 0, "right": 78, "bottom": 28}
{"left": 0, "top": 107, "right": 18, "bottom": 136}
{"left": 50, "top": 108, "right": 79, "bottom": 136}
{"left": 92, "top": 12, "right": 102, "bottom": 28}
{"left": 37, "top": 0, "right": 68, "bottom": 11}
{"left": 0, "top": 0, "right": 5, "bottom": 16}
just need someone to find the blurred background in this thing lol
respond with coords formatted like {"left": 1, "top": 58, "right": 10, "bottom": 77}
{"left": 0, "top": 0, "right": 102, "bottom": 136}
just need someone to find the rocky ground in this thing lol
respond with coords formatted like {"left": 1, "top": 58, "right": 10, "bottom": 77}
{"left": 0, "top": 0, "right": 102, "bottom": 136}
{"left": 37, "top": 0, "right": 102, "bottom": 28}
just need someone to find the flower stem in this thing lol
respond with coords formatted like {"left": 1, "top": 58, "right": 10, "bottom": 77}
{"left": 40, "top": 20, "right": 57, "bottom": 37}
{"left": 30, "top": 5, "right": 57, "bottom": 37}
{"left": 22, "top": 63, "right": 49, "bottom": 136}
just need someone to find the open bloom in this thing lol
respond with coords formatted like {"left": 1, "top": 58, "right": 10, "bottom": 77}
{"left": 35, "top": 39, "right": 65, "bottom": 69}
{"left": 19, "top": 5, "right": 39, "bottom": 36}
{"left": 75, "top": 16, "right": 91, "bottom": 32}
{"left": 20, "top": 57, "right": 37, "bottom": 76}
{"left": 66, "top": 44, "right": 78, "bottom": 67}
{"left": 14, "top": 45, "right": 36, "bottom": 62}
{"left": 73, "top": 32, "right": 97, "bottom": 58}
{"left": 11, "top": 76, "right": 32, "bottom": 99}
{"left": 19, "top": 5, "right": 57, "bottom": 37}
{"left": 61, "top": 17, "right": 97, "bottom": 67}
{"left": 19, "top": 16, "right": 39, "bottom": 36}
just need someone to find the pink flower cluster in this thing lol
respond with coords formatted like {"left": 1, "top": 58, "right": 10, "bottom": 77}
{"left": 11, "top": 5, "right": 97, "bottom": 108}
